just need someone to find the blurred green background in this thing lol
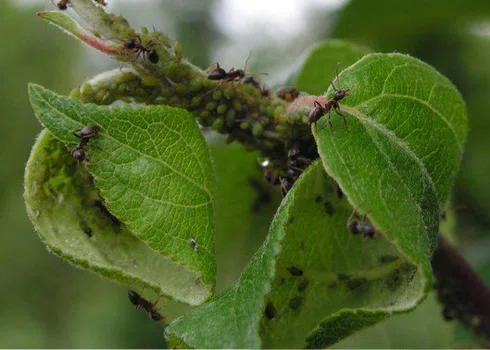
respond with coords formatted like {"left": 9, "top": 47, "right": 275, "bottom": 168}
{"left": 3, "top": 0, "right": 490, "bottom": 347}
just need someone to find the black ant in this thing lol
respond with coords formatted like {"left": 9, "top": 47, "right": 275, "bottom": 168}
{"left": 347, "top": 210, "right": 376, "bottom": 240}
{"left": 278, "top": 147, "right": 312, "bottom": 196}
{"left": 52, "top": 0, "right": 70, "bottom": 10}
{"left": 277, "top": 86, "right": 299, "bottom": 101}
{"left": 308, "top": 64, "right": 350, "bottom": 131}
{"left": 124, "top": 36, "right": 159, "bottom": 64}
{"left": 207, "top": 52, "right": 267, "bottom": 87}
{"left": 128, "top": 290, "right": 165, "bottom": 322}
{"left": 207, "top": 63, "right": 244, "bottom": 81}
{"left": 70, "top": 124, "right": 99, "bottom": 165}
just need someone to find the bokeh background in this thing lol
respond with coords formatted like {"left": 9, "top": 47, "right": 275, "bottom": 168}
{"left": 2, "top": 0, "right": 490, "bottom": 347}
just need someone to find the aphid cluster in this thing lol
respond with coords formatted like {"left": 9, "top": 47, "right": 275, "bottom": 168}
{"left": 70, "top": 124, "right": 99, "bottom": 165}
{"left": 308, "top": 65, "right": 350, "bottom": 131}
{"left": 128, "top": 290, "right": 165, "bottom": 322}
{"left": 93, "top": 199, "right": 122, "bottom": 231}
{"left": 347, "top": 210, "right": 376, "bottom": 240}
{"left": 124, "top": 36, "right": 159, "bottom": 64}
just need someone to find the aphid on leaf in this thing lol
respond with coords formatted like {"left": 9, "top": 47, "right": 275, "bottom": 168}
{"left": 189, "top": 237, "right": 198, "bottom": 252}
{"left": 264, "top": 302, "right": 276, "bottom": 319}
{"left": 287, "top": 266, "right": 303, "bottom": 277}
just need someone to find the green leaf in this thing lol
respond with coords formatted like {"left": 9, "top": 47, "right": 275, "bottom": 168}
{"left": 166, "top": 161, "right": 426, "bottom": 348}
{"left": 291, "top": 40, "right": 371, "bottom": 95}
{"left": 313, "top": 53, "right": 468, "bottom": 279}
{"left": 331, "top": 293, "right": 455, "bottom": 349}
{"left": 330, "top": 0, "right": 490, "bottom": 52}
{"left": 26, "top": 84, "right": 215, "bottom": 305}
{"left": 210, "top": 143, "right": 281, "bottom": 291}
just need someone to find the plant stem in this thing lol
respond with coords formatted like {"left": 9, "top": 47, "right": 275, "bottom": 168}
{"left": 432, "top": 234, "right": 490, "bottom": 340}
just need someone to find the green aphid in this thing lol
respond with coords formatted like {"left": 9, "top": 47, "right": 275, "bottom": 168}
{"left": 80, "top": 83, "right": 93, "bottom": 97}
{"left": 252, "top": 123, "right": 263, "bottom": 137}
{"left": 205, "top": 102, "right": 217, "bottom": 111}
{"left": 232, "top": 99, "right": 243, "bottom": 112}
{"left": 224, "top": 87, "right": 235, "bottom": 100}
{"left": 226, "top": 109, "right": 236, "bottom": 126}
{"left": 217, "top": 104, "right": 227, "bottom": 114}
{"left": 211, "top": 118, "right": 224, "bottom": 132}
{"left": 212, "top": 90, "right": 223, "bottom": 101}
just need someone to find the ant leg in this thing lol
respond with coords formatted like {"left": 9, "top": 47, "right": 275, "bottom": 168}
{"left": 279, "top": 177, "right": 289, "bottom": 196}
{"left": 136, "top": 35, "right": 142, "bottom": 46}
{"left": 146, "top": 38, "right": 157, "bottom": 49}
{"left": 328, "top": 109, "right": 333, "bottom": 128}
{"left": 205, "top": 62, "right": 219, "bottom": 74}
{"left": 335, "top": 106, "right": 350, "bottom": 132}
{"left": 313, "top": 100, "right": 323, "bottom": 109}
{"left": 243, "top": 51, "right": 252, "bottom": 72}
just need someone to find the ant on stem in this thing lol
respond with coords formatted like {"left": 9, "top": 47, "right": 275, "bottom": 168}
{"left": 124, "top": 36, "right": 159, "bottom": 64}
{"left": 207, "top": 52, "right": 267, "bottom": 89}
{"left": 308, "top": 63, "right": 350, "bottom": 131}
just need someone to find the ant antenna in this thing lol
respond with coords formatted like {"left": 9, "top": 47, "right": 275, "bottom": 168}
{"left": 243, "top": 50, "right": 253, "bottom": 72}
{"left": 332, "top": 62, "right": 343, "bottom": 91}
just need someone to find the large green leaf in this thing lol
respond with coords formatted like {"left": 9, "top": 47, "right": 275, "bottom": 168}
{"left": 313, "top": 53, "right": 468, "bottom": 279}
{"left": 290, "top": 40, "right": 371, "bottom": 95}
{"left": 166, "top": 161, "right": 426, "bottom": 348}
{"left": 26, "top": 84, "right": 215, "bottom": 305}
{"left": 330, "top": 0, "right": 490, "bottom": 53}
